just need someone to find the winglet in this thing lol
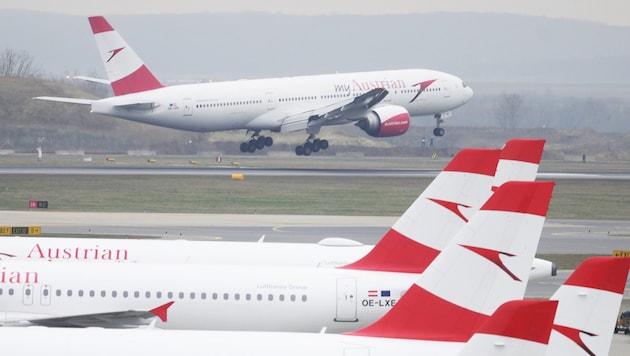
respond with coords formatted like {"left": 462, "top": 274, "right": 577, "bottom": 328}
{"left": 149, "top": 301, "right": 175, "bottom": 322}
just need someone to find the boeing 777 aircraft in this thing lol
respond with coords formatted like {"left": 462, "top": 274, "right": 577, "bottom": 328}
{"left": 0, "top": 181, "right": 554, "bottom": 332}
{"left": 35, "top": 16, "right": 473, "bottom": 155}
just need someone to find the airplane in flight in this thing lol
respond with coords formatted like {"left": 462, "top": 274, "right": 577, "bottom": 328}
{"left": 34, "top": 16, "right": 474, "bottom": 155}
{"left": 0, "top": 181, "right": 555, "bottom": 332}
{"left": 0, "top": 139, "right": 555, "bottom": 279}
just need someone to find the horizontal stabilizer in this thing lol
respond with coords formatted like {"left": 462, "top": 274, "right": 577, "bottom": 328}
{"left": 72, "top": 76, "right": 111, "bottom": 85}
{"left": 34, "top": 96, "right": 93, "bottom": 105}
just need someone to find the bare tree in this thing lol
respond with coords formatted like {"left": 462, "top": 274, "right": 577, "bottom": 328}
{"left": 493, "top": 92, "right": 523, "bottom": 131}
{"left": 0, "top": 48, "right": 40, "bottom": 78}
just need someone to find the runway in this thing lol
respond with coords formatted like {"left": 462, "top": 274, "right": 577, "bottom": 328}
{"left": 2, "top": 166, "right": 630, "bottom": 180}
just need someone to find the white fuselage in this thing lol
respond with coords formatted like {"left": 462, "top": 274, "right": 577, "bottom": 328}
{"left": 91, "top": 69, "right": 472, "bottom": 132}
{"left": 0, "top": 259, "right": 416, "bottom": 332}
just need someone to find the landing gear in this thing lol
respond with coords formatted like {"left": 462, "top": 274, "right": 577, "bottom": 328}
{"left": 240, "top": 133, "right": 273, "bottom": 153}
{"left": 433, "top": 113, "right": 449, "bottom": 137}
{"left": 295, "top": 136, "right": 329, "bottom": 156}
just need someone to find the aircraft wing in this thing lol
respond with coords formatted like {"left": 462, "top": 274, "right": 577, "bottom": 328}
{"left": 247, "top": 88, "right": 388, "bottom": 133}
{"left": 5, "top": 301, "right": 173, "bottom": 328}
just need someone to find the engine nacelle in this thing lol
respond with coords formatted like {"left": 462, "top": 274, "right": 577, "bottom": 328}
{"left": 356, "top": 105, "right": 410, "bottom": 138}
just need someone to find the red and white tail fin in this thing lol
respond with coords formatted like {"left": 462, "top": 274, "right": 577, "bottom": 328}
{"left": 343, "top": 138, "right": 545, "bottom": 274}
{"left": 547, "top": 256, "right": 630, "bottom": 356}
{"left": 346, "top": 181, "right": 554, "bottom": 341}
{"left": 341, "top": 148, "right": 500, "bottom": 273}
{"left": 88, "top": 16, "right": 164, "bottom": 96}
{"left": 459, "top": 300, "right": 557, "bottom": 356}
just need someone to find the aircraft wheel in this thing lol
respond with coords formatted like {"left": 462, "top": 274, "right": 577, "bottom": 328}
{"left": 319, "top": 139, "right": 329, "bottom": 150}
{"left": 295, "top": 145, "right": 304, "bottom": 156}
{"left": 433, "top": 127, "right": 445, "bottom": 136}
{"left": 302, "top": 142, "right": 313, "bottom": 156}
{"left": 239, "top": 142, "right": 249, "bottom": 153}
{"left": 264, "top": 136, "right": 273, "bottom": 147}
{"left": 247, "top": 140, "right": 257, "bottom": 153}
{"left": 311, "top": 141, "right": 320, "bottom": 153}
{"left": 255, "top": 137, "right": 266, "bottom": 149}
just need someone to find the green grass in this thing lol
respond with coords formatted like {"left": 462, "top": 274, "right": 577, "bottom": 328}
{"left": 1, "top": 174, "right": 629, "bottom": 219}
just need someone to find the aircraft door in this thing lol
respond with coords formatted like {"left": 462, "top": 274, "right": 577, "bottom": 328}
{"left": 442, "top": 79, "right": 451, "bottom": 99}
{"left": 183, "top": 98, "right": 193, "bottom": 116}
{"left": 266, "top": 92, "right": 276, "bottom": 110}
{"left": 40, "top": 284, "right": 51, "bottom": 306}
{"left": 335, "top": 278, "right": 358, "bottom": 322}
{"left": 22, "top": 284, "right": 33, "bottom": 305}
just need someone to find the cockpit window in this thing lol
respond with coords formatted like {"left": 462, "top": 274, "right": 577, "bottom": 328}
{"left": 461, "top": 82, "right": 468, "bottom": 88}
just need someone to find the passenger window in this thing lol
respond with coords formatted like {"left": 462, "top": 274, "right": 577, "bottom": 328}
{"left": 146, "top": 291, "right": 151, "bottom": 298}
{"left": 100, "top": 290, "right": 106, "bottom": 297}
{"left": 302, "top": 295, "right": 307, "bottom": 302}
{"left": 56, "top": 289, "right": 61, "bottom": 297}
{"left": 112, "top": 291, "right": 117, "bottom": 298}
{"left": 9, "top": 288, "right": 14, "bottom": 296}
{"left": 78, "top": 290, "right": 83, "bottom": 297}
{"left": 189, "top": 292, "right": 195, "bottom": 300}
{"left": 279, "top": 294, "right": 285, "bottom": 301}
{"left": 257, "top": 293, "right": 262, "bottom": 301}
{"left": 134, "top": 291, "right": 140, "bottom": 298}
{"left": 290, "top": 294, "right": 296, "bottom": 302}
{"left": 223, "top": 293, "right": 229, "bottom": 300}
{"left": 157, "top": 291, "right": 162, "bottom": 299}
{"left": 123, "top": 291, "right": 129, "bottom": 298}
{"left": 268, "top": 294, "right": 273, "bottom": 301}
{"left": 234, "top": 293, "right": 240, "bottom": 301}
{"left": 67, "top": 290, "right": 72, "bottom": 297}
{"left": 89, "top": 290, "right": 95, "bottom": 297}
{"left": 201, "top": 292, "right": 207, "bottom": 300}
{"left": 179, "top": 292, "right": 184, "bottom": 300}
{"left": 245, "top": 293, "right": 251, "bottom": 301}
{"left": 168, "top": 292, "right": 173, "bottom": 299}
{"left": 212, "top": 292, "right": 218, "bottom": 300}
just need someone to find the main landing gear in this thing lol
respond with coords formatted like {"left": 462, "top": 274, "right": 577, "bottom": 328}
{"left": 240, "top": 134, "right": 273, "bottom": 153}
{"left": 433, "top": 113, "right": 445, "bottom": 137}
{"left": 295, "top": 136, "right": 329, "bottom": 156}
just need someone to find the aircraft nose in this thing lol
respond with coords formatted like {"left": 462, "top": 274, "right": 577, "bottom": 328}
{"left": 464, "top": 85, "right": 474, "bottom": 102}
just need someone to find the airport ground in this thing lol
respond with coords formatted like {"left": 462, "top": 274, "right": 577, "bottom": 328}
{"left": 1, "top": 154, "right": 629, "bottom": 352}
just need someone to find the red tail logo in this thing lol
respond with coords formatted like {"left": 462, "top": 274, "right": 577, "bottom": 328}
{"left": 460, "top": 245, "right": 521, "bottom": 281}
{"left": 553, "top": 325, "right": 597, "bottom": 356}
{"left": 106, "top": 47, "right": 125, "bottom": 63}
{"left": 428, "top": 198, "right": 471, "bottom": 222}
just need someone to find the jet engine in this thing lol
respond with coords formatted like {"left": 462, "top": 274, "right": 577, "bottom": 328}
{"left": 355, "top": 105, "right": 410, "bottom": 137}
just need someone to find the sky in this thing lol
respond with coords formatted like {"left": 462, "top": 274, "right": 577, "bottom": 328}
{"left": 2, "top": 0, "right": 629, "bottom": 27}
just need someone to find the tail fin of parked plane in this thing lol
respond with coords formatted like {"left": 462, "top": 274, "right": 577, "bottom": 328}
{"left": 343, "top": 138, "right": 545, "bottom": 274}
{"left": 459, "top": 300, "right": 557, "bottom": 356}
{"left": 346, "top": 181, "right": 554, "bottom": 342}
{"left": 88, "top": 16, "right": 164, "bottom": 96}
{"left": 547, "top": 256, "right": 630, "bottom": 356}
